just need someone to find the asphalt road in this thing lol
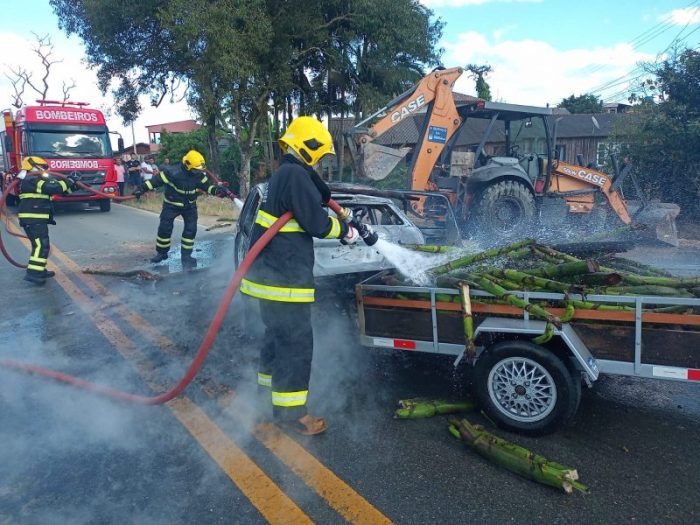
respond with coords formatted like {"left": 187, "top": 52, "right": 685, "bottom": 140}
{"left": 1, "top": 202, "right": 699, "bottom": 524}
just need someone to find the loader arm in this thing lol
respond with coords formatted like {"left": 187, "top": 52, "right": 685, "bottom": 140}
{"left": 550, "top": 161, "right": 632, "bottom": 223}
{"left": 347, "top": 67, "right": 465, "bottom": 190}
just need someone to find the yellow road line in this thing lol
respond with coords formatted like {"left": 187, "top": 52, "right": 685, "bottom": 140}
{"left": 7, "top": 222, "right": 311, "bottom": 525}
{"left": 45, "top": 227, "right": 394, "bottom": 524}
{"left": 255, "top": 423, "right": 393, "bottom": 525}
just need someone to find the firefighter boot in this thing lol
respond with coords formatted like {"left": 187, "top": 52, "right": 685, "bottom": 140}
{"left": 150, "top": 252, "right": 169, "bottom": 263}
{"left": 43, "top": 270, "right": 55, "bottom": 278}
{"left": 181, "top": 253, "right": 197, "bottom": 269}
{"left": 23, "top": 273, "right": 47, "bottom": 286}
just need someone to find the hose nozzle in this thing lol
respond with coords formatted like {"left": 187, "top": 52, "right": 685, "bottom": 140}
{"left": 351, "top": 219, "right": 379, "bottom": 246}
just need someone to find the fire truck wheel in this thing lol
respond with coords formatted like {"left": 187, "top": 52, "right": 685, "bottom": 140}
{"left": 473, "top": 340, "right": 581, "bottom": 436}
{"left": 99, "top": 199, "right": 111, "bottom": 212}
{"left": 474, "top": 180, "right": 535, "bottom": 242}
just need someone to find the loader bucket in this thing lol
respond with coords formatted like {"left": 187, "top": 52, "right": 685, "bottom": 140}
{"left": 358, "top": 143, "right": 411, "bottom": 181}
{"left": 627, "top": 200, "right": 681, "bottom": 247}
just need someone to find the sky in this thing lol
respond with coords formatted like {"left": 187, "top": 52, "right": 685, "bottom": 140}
{"left": 1, "top": 0, "right": 699, "bottom": 150}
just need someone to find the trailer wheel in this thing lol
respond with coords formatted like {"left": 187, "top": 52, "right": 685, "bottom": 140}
{"left": 473, "top": 340, "right": 580, "bottom": 436}
{"left": 99, "top": 199, "right": 111, "bottom": 212}
{"left": 474, "top": 180, "right": 535, "bottom": 241}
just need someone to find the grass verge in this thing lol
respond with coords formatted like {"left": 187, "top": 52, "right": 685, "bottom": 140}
{"left": 121, "top": 191, "right": 239, "bottom": 221}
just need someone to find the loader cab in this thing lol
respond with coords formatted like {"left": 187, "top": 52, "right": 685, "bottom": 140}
{"left": 451, "top": 101, "right": 554, "bottom": 193}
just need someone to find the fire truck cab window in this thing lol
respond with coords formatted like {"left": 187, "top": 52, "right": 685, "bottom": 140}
{"left": 28, "top": 131, "right": 111, "bottom": 158}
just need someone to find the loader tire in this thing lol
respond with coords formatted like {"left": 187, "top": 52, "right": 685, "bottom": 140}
{"left": 474, "top": 180, "right": 535, "bottom": 242}
{"left": 473, "top": 340, "right": 581, "bottom": 436}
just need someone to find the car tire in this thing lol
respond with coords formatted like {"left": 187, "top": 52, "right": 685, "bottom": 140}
{"left": 473, "top": 340, "right": 581, "bottom": 436}
{"left": 99, "top": 199, "right": 111, "bottom": 212}
{"left": 474, "top": 180, "right": 535, "bottom": 242}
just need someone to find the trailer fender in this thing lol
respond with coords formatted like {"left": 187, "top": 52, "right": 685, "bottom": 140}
{"left": 472, "top": 317, "right": 599, "bottom": 382}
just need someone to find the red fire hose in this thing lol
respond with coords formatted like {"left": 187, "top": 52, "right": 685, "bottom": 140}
{"left": 0, "top": 179, "right": 26, "bottom": 268}
{"left": 0, "top": 191, "right": 346, "bottom": 405}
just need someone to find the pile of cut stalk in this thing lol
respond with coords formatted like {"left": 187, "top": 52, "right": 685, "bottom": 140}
{"left": 389, "top": 241, "right": 699, "bottom": 495}
{"left": 395, "top": 239, "right": 700, "bottom": 347}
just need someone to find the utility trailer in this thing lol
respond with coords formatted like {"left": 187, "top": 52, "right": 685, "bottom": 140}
{"left": 356, "top": 272, "right": 700, "bottom": 435}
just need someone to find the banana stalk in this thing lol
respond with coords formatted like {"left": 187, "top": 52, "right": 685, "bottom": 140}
{"left": 602, "top": 285, "right": 695, "bottom": 297}
{"left": 401, "top": 244, "right": 456, "bottom": 253}
{"left": 459, "top": 283, "right": 476, "bottom": 358}
{"left": 575, "top": 272, "right": 623, "bottom": 286}
{"left": 525, "top": 260, "right": 599, "bottom": 279}
{"left": 448, "top": 417, "right": 588, "bottom": 494}
{"left": 394, "top": 398, "right": 477, "bottom": 419}
{"left": 466, "top": 275, "right": 562, "bottom": 328}
{"left": 487, "top": 268, "right": 577, "bottom": 294}
{"left": 600, "top": 257, "right": 673, "bottom": 277}
{"left": 430, "top": 239, "right": 536, "bottom": 275}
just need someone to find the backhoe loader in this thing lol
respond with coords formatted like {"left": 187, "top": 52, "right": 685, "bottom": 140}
{"left": 346, "top": 67, "right": 680, "bottom": 246}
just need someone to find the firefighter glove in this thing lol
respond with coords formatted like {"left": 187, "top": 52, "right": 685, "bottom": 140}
{"left": 215, "top": 185, "right": 230, "bottom": 198}
{"left": 132, "top": 187, "right": 144, "bottom": 200}
{"left": 66, "top": 174, "right": 81, "bottom": 189}
{"left": 340, "top": 225, "right": 360, "bottom": 245}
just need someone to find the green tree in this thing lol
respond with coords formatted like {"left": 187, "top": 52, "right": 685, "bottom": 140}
{"left": 613, "top": 48, "right": 700, "bottom": 221}
{"left": 557, "top": 93, "right": 603, "bottom": 114}
{"left": 50, "top": 0, "right": 443, "bottom": 195}
{"left": 466, "top": 64, "right": 493, "bottom": 101}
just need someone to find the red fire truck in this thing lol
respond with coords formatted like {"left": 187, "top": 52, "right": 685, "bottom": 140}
{"left": 1, "top": 100, "right": 123, "bottom": 212}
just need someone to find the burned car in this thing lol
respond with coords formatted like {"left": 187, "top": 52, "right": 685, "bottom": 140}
{"left": 234, "top": 183, "right": 424, "bottom": 276}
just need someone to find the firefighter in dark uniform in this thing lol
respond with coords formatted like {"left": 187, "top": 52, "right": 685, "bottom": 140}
{"left": 134, "top": 150, "right": 229, "bottom": 268}
{"left": 241, "top": 116, "right": 360, "bottom": 435}
{"left": 17, "top": 156, "right": 79, "bottom": 285}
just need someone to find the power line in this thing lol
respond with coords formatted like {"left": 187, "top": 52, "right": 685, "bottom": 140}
{"left": 591, "top": 9, "right": 700, "bottom": 101}
{"left": 577, "top": 0, "right": 699, "bottom": 77}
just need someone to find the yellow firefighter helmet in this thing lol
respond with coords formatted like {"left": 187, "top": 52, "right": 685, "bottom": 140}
{"left": 182, "top": 150, "right": 206, "bottom": 171}
{"left": 279, "top": 116, "right": 335, "bottom": 167}
{"left": 21, "top": 156, "right": 49, "bottom": 172}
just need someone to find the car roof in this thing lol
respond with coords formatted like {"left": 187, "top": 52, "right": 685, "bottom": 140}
{"left": 252, "top": 183, "right": 396, "bottom": 206}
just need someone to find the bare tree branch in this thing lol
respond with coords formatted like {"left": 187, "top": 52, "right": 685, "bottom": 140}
{"left": 24, "top": 33, "right": 63, "bottom": 100}
{"left": 6, "top": 66, "right": 30, "bottom": 108}
{"left": 61, "top": 78, "right": 77, "bottom": 101}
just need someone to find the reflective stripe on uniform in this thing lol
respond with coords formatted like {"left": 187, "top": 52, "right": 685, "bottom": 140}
{"left": 160, "top": 172, "right": 197, "bottom": 195}
{"left": 254, "top": 210, "right": 304, "bottom": 233}
{"left": 324, "top": 216, "right": 341, "bottom": 239}
{"left": 18, "top": 213, "right": 50, "bottom": 219}
{"left": 36, "top": 180, "right": 45, "bottom": 192}
{"left": 240, "top": 278, "right": 315, "bottom": 303}
{"left": 181, "top": 237, "right": 194, "bottom": 247}
{"left": 58, "top": 180, "right": 69, "bottom": 192}
{"left": 200, "top": 176, "right": 208, "bottom": 184}
{"left": 27, "top": 264, "right": 46, "bottom": 272}
{"left": 163, "top": 197, "right": 184, "bottom": 207}
{"left": 257, "top": 373, "right": 272, "bottom": 388}
{"left": 271, "top": 390, "right": 308, "bottom": 407}
{"left": 29, "top": 256, "right": 47, "bottom": 263}
{"left": 19, "top": 193, "right": 50, "bottom": 200}
{"left": 145, "top": 180, "right": 154, "bottom": 190}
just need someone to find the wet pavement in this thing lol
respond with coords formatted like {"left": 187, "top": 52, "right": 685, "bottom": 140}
{"left": 0, "top": 203, "right": 699, "bottom": 524}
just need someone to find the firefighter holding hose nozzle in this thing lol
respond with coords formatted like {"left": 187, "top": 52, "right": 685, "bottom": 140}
{"left": 17, "top": 157, "right": 79, "bottom": 286}
{"left": 241, "top": 116, "right": 367, "bottom": 435}
{"left": 133, "top": 150, "right": 230, "bottom": 268}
